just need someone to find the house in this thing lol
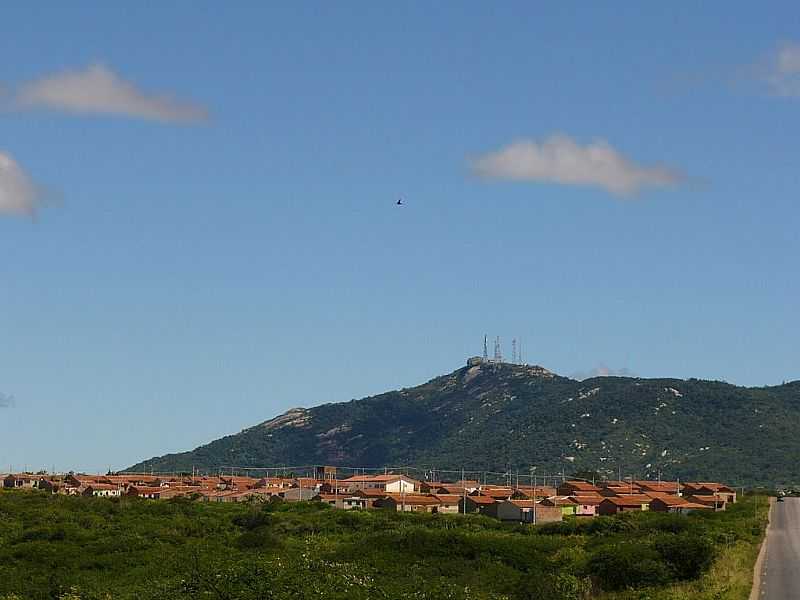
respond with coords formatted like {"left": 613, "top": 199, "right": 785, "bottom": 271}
{"left": 685, "top": 494, "right": 728, "bottom": 511}
{"left": 432, "top": 485, "right": 469, "bottom": 495}
{"left": 635, "top": 480, "right": 683, "bottom": 496}
{"left": 540, "top": 496, "right": 579, "bottom": 516}
{"left": 599, "top": 484, "right": 643, "bottom": 497}
{"left": 320, "top": 480, "right": 354, "bottom": 495}
{"left": 82, "top": 484, "right": 122, "bottom": 498}
{"left": 419, "top": 481, "right": 445, "bottom": 494}
{"left": 126, "top": 486, "right": 163, "bottom": 499}
{"left": 460, "top": 494, "right": 496, "bottom": 515}
{"left": 472, "top": 486, "right": 514, "bottom": 501}
{"left": 557, "top": 481, "right": 601, "bottom": 496}
{"left": 571, "top": 495, "right": 603, "bottom": 517}
{"left": 511, "top": 486, "right": 557, "bottom": 500}
{"left": 352, "top": 489, "right": 390, "bottom": 509}
{"left": 650, "top": 496, "right": 713, "bottom": 514}
{"left": 219, "top": 476, "right": 259, "bottom": 491}
{"left": 255, "top": 477, "right": 295, "bottom": 489}
{"left": 373, "top": 493, "right": 442, "bottom": 512}
{"left": 597, "top": 495, "right": 653, "bottom": 516}
{"left": 282, "top": 487, "right": 317, "bottom": 502}
{"left": 682, "top": 483, "right": 737, "bottom": 504}
{"left": 340, "top": 474, "right": 419, "bottom": 494}
{"left": 432, "top": 494, "right": 462, "bottom": 514}
{"left": 313, "top": 493, "right": 367, "bottom": 510}
{"left": 292, "top": 477, "right": 321, "bottom": 492}
{"left": 3, "top": 474, "right": 41, "bottom": 489}
{"left": 38, "top": 478, "right": 62, "bottom": 493}
{"left": 454, "top": 480, "right": 481, "bottom": 493}
{"left": 487, "top": 500, "right": 562, "bottom": 524}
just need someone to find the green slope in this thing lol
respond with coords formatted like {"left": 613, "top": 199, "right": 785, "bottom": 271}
{"left": 127, "top": 362, "right": 800, "bottom": 486}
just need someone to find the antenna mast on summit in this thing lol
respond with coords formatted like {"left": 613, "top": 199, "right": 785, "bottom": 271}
{"left": 494, "top": 336, "right": 502, "bottom": 362}
{"left": 483, "top": 335, "right": 488, "bottom": 361}
{"left": 512, "top": 339, "right": 517, "bottom": 364}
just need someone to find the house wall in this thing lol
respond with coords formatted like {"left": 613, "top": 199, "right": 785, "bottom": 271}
{"left": 385, "top": 480, "right": 416, "bottom": 493}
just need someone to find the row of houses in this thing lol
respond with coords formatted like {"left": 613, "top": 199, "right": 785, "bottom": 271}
{"left": 2, "top": 470, "right": 737, "bottom": 523}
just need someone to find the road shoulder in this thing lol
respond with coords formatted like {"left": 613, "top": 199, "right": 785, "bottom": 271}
{"left": 749, "top": 497, "right": 775, "bottom": 600}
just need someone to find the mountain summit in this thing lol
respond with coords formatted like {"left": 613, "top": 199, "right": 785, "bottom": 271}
{"left": 128, "top": 360, "right": 800, "bottom": 485}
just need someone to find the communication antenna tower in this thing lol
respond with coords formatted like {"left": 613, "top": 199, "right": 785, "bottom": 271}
{"left": 483, "top": 335, "right": 488, "bottom": 361}
{"left": 494, "top": 336, "right": 502, "bottom": 362}
{"left": 512, "top": 339, "right": 517, "bottom": 364}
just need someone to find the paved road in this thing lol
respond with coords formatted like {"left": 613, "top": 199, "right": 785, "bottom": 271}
{"left": 759, "top": 498, "right": 800, "bottom": 599}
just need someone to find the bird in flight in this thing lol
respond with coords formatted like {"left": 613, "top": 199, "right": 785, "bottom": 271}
{"left": 396, "top": 198, "right": 403, "bottom": 206}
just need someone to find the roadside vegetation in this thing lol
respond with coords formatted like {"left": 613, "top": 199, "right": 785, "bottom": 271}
{"left": 0, "top": 491, "right": 768, "bottom": 600}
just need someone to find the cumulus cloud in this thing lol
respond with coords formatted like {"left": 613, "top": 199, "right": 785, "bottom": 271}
{"left": 764, "top": 42, "right": 800, "bottom": 97}
{"left": 0, "top": 392, "right": 14, "bottom": 408}
{"left": 0, "top": 151, "right": 44, "bottom": 217}
{"left": 570, "top": 365, "right": 637, "bottom": 381}
{"left": 470, "top": 135, "right": 685, "bottom": 197}
{"left": 15, "top": 64, "right": 208, "bottom": 123}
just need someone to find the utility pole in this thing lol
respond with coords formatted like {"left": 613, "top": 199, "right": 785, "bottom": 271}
{"left": 461, "top": 467, "right": 466, "bottom": 515}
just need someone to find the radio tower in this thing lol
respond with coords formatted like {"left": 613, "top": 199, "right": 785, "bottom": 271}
{"left": 494, "top": 336, "right": 502, "bottom": 362}
{"left": 483, "top": 335, "right": 488, "bottom": 361}
{"left": 512, "top": 339, "right": 517, "bottom": 363}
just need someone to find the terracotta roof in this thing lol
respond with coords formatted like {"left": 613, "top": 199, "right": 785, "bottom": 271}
{"left": 86, "top": 484, "right": 119, "bottom": 491}
{"left": 643, "top": 491, "right": 678, "bottom": 499}
{"left": 601, "top": 495, "right": 652, "bottom": 506}
{"left": 478, "top": 489, "right": 514, "bottom": 499}
{"left": 382, "top": 493, "right": 441, "bottom": 505}
{"left": 341, "top": 474, "right": 416, "bottom": 483}
{"left": 634, "top": 480, "right": 683, "bottom": 492}
{"left": 686, "top": 494, "right": 727, "bottom": 504}
{"left": 651, "top": 496, "right": 689, "bottom": 506}
{"left": 681, "top": 502, "right": 713, "bottom": 510}
{"left": 508, "top": 499, "right": 540, "bottom": 509}
{"left": 353, "top": 489, "right": 390, "bottom": 498}
{"left": 684, "top": 482, "right": 734, "bottom": 493}
{"left": 432, "top": 494, "right": 462, "bottom": 505}
{"left": 466, "top": 495, "right": 496, "bottom": 505}
{"left": 542, "top": 496, "right": 579, "bottom": 506}
{"left": 435, "top": 485, "right": 468, "bottom": 494}
{"left": 562, "top": 481, "right": 601, "bottom": 490}
{"left": 515, "top": 486, "right": 557, "bottom": 496}
{"left": 129, "top": 486, "right": 162, "bottom": 495}
{"left": 572, "top": 496, "right": 603, "bottom": 505}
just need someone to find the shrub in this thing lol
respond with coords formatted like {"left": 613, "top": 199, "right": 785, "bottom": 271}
{"left": 654, "top": 533, "right": 716, "bottom": 580}
{"left": 232, "top": 510, "right": 273, "bottom": 531}
{"left": 586, "top": 541, "right": 672, "bottom": 591}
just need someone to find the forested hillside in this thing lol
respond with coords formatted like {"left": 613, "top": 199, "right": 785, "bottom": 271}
{"left": 129, "top": 362, "right": 800, "bottom": 486}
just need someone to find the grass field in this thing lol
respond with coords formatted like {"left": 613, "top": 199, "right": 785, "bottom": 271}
{"left": 0, "top": 491, "right": 769, "bottom": 600}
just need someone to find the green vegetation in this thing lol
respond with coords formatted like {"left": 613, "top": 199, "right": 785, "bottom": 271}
{"left": 129, "top": 364, "right": 800, "bottom": 487}
{"left": 0, "top": 491, "right": 768, "bottom": 600}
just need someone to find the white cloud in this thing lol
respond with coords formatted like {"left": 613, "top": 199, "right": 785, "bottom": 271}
{"left": 470, "top": 134, "right": 685, "bottom": 197}
{"left": 16, "top": 64, "right": 208, "bottom": 123}
{"left": 765, "top": 42, "right": 800, "bottom": 97}
{"left": 0, "top": 152, "right": 44, "bottom": 217}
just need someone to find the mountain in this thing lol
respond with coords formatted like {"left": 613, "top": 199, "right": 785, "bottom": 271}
{"left": 127, "top": 360, "right": 800, "bottom": 486}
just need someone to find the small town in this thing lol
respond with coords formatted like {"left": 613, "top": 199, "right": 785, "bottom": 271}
{"left": 2, "top": 468, "right": 737, "bottom": 524}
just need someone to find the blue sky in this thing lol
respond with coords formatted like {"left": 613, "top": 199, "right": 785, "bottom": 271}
{"left": 1, "top": 3, "right": 798, "bottom": 472}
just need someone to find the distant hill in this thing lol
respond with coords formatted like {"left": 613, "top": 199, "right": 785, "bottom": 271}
{"left": 127, "top": 361, "right": 800, "bottom": 486}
